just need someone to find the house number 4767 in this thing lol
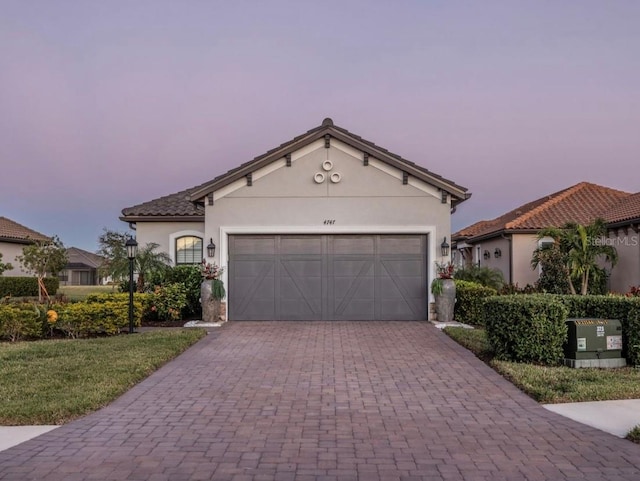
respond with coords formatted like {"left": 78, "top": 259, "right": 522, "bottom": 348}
{"left": 323, "top": 219, "right": 336, "bottom": 225}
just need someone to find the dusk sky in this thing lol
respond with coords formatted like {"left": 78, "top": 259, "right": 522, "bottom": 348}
{"left": 1, "top": 1, "right": 639, "bottom": 252}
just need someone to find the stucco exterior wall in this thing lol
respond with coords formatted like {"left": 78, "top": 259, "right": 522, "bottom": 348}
{"left": 511, "top": 234, "right": 540, "bottom": 287}
{"left": 472, "top": 237, "right": 511, "bottom": 284}
{"left": 608, "top": 229, "right": 640, "bottom": 293}
{"left": 133, "top": 222, "right": 205, "bottom": 265}
{"left": 0, "top": 241, "right": 31, "bottom": 277}
{"left": 205, "top": 140, "right": 451, "bottom": 303}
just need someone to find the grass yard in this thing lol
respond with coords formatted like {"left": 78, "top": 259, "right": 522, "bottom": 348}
{"left": 444, "top": 326, "right": 640, "bottom": 404}
{"left": 57, "top": 285, "right": 118, "bottom": 301}
{"left": 0, "top": 329, "right": 206, "bottom": 425}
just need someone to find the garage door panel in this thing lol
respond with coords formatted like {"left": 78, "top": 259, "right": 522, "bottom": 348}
{"left": 229, "top": 234, "right": 427, "bottom": 321}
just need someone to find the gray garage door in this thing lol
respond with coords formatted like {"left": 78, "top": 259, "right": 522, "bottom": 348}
{"left": 228, "top": 235, "right": 428, "bottom": 321}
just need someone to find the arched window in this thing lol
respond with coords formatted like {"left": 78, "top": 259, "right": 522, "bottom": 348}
{"left": 175, "top": 236, "right": 203, "bottom": 265}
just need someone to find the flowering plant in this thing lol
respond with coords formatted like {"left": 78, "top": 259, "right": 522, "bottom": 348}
{"left": 201, "top": 260, "right": 225, "bottom": 280}
{"left": 202, "top": 260, "right": 226, "bottom": 300}
{"left": 435, "top": 261, "right": 455, "bottom": 279}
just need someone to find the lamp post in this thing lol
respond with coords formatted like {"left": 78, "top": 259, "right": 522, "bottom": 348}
{"left": 126, "top": 236, "right": 138, "bottom": 334}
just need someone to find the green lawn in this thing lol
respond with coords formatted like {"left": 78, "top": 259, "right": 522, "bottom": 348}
{"left": 444, "top": 326, "right": 640, "bottom": 404}
{"left": 57, "top": 285, "right": 118, "bottom": 301}
{"left": 0, "top": 329, "right": 206, "bottom": 425}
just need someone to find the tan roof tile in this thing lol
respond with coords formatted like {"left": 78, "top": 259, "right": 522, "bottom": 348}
{"left": 0, "top": 216, "right": 50, "bottom": 243}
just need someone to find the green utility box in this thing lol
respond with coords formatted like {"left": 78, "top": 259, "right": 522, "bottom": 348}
{"left": 564, "top": 318, "right": 625, "bottom": 368}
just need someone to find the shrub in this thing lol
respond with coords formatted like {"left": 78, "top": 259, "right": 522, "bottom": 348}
{"left": 555, "top": 295, "right": 640, "bottom": 366}
{"left": 147, "top": 283, "right": 188, "bottom": 322}
{"left": 499, "top": 283, "right": 538, "bottom": 295}
{"left": 454, "top": 280, "right": 497, "bottom": 325}
{"left": 0, "top": 277, "right": 59, "bottom": 298}
{"left": 484, "top": 295, "right": 569, "bottom": 365}
{"left": 0, "top": 304, "right": 44, "bottom": 341}
{"left": 163, "top": 265, "right": 202, "bottom": 317}
{"left": 454, "top": 266, "right": 504, "bottom": 290}
{"left": 53, "top": 294, "right": 145, "bottom": 338}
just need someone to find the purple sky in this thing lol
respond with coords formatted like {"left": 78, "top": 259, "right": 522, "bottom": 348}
{"left": 1, "top": 1, "right": 639, "bottom": 252}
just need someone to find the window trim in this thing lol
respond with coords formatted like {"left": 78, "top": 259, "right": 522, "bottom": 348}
{"left": 169, "top": 230, "right": 205, "bottom": 265}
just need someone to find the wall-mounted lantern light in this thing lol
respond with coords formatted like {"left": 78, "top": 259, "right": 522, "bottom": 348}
{"left": 440, "top": 237, "right": 450, "bottom": 257}
{"left": 494, "top": 248, "right": 502, "bottom": 258}
{"left": 483, "top": 250, "right": 491, "bottom": 260}
{"left": 207, "top": 238, "right": 216, "bottom": 258}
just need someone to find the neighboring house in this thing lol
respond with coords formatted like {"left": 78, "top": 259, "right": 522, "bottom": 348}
{"left": 59, "top": 247, "right": 106, "bottom": 286}
{"left": 604, "top": 192, "right": 640, "bottom": 293}
{"left": 122, "top": 118, "right": 470, "bottom": 320}
{"left": 0, "top": 216, "right": 51, "bottom": 277}
{"left": 453, "top": 182, "right": 640, "bottom": 291}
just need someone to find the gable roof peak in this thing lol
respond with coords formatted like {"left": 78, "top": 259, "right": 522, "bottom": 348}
{"left": 321, "top": 117, "right": 334, "bottom": 127}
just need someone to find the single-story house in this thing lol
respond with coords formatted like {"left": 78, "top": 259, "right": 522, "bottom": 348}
{"left": 453, "top": 182, "right": 640, "bottom": 292}
{"left": 604, "top": 192, "right": 640, "bottom": 293}
{"left": 0, "top": 216, "right": 51, "bottom": 277}
{"left": 121, "top": 118, "right": 470, "bottom": 320}
{"left": 59, "top": 247, "right": 106, "bottom": 286}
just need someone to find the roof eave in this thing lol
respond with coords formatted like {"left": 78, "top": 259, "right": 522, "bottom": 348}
{"left": 119, "top": 215, "right": 205, "bottom": 223}
{"left": 188, "top": 124, "right": 470, "bottom": 203}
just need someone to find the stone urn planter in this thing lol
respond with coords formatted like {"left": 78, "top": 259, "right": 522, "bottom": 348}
{"left": 201, "top": 280, "right": 225, "bottom": 323}
{"left": 433, "top": 278, "right": 456, "bottom": 323}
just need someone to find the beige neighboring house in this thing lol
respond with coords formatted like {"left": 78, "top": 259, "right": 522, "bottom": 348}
{"left": 59, "top": 247, "right": 106, "bottom": 286}
{"left": 0, "top": 216, "right": 51, "bottom": 277}
{"left": 605, "top": 192, "right": 640, "bottom": 293}
{"left": 453, "top": 182, "right": 640, "bottom": 292}
{"left": 122, "top": 118, "right": 470, "bottom": 321}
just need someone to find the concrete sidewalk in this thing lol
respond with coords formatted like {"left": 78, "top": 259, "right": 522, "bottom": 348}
{"left": 544, "top": 399, "right": 640, "bottom": 438}
{"left": 0, "top": 426, "right": 58, "bottom": 452}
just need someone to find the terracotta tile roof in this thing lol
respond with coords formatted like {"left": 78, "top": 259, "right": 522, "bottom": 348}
{"left": 454, "top": 182, "right": 632, "bottom": 241}
{"left": 603, "top": 192, "right": 640, "bottom": 225}
{"left": 123, "top": 118, "right": 470, "bottom": 220}
{"left": 121, "top": 187, "right": 206, "bottom": 219}
{"left": 0, "top": 216, "right": 50, "bottom": 243}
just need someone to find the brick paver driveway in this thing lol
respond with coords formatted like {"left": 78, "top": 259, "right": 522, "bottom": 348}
{"left": 1, "top": 322, "right": 640, "bottom": 480}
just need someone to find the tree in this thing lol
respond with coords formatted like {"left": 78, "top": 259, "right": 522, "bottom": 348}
{"left": 97, "top": 229, "right": 171, "bottom": 292}
{"left": 532, "top": 219, "right": 617, "bottom": 295}
{"left": 96, "top": 229, "right": 130, "bottom": 282}
{"left": 531, "top": 243, "right": 570, "bottom": 294}
{"left": 0, "top": 252, "right": 13, "bottom": 276}
{"left": 17, "top": 236, "right": 68, "bottom": 301}
{"left": 134, "top": 243, "right": 171, "bottom": 292}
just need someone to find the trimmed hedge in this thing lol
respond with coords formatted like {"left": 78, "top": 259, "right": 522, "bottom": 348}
{"left": 454, "top": 280, "right": 497, "bottom": 325}
{"left": 53, "top": 293, "right": 146, "bottom": 338}
{"left": 554, "top": 295, "right": 640, "bottom": 367}
{"left": 484, "top": 294, "right": 640, "bottom": 366}
{"left": 484, "top": 295, "right": 569, "bottom": 365}
{"left": 0, "top": 277, "right": 59, "bottom": 297}
{"left": 0, "top": 304, "right": 44, "bottom": 341}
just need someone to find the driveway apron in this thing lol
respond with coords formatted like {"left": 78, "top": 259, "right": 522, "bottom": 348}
{"left": 1, "top": 321, "right": 639, "bottom": 481}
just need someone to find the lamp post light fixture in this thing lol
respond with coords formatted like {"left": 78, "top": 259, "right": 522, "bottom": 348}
{"left": 440, "top": 237, "right": 450, "bottom": 258}
{"left": 125, "top": 236, "right": 138, "bottom": 334}
{"left": 207, "top": 238, "right": 216, "bottom": 258}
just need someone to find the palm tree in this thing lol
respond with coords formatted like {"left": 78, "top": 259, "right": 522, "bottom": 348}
{"left": 97, "top": 229, "right": 171, "bottom": 291}
{"left": 532, "top": 219, "right": 617, "bottom": 295}
{"left": 134, "top": 243, "right": 171, "bottom": 292}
